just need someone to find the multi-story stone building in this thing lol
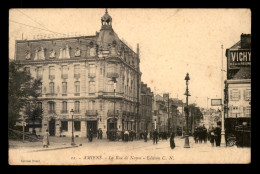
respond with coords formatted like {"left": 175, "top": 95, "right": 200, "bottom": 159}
{"left": 139, "top": 82, "right": 153, "bottom": 133}
{"left": 225, "top": 34, "right": 251, "bottom": 128}
{"left": 15, "top": 9, "right": 142, "bottom": 138}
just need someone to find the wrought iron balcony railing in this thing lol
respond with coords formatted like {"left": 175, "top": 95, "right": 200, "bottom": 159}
{"left": 61, "top": 110, "right": 68, "bottom": 114}
{"left": 107, "top": 110, "right": 119, "bottom": 116}
{"left": 49, "top": 75, "right": 55, "bottom": 80}
{"left": 107, "top": 72, "right": 119, "bottom": 78}
{"left": 74, "top": 74, "right": 80, "bottom": 79}
{"left": 61, "top": 74, "right": 68, "bottom": 79}
{"left": 85, "top": 110, "right": 98, "bottom": 116}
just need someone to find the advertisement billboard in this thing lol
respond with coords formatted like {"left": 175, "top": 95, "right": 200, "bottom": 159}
{"left": 228, "top": 50, "right": 251, "bottom": 69}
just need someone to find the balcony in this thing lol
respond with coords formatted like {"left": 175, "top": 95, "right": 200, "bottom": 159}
{"left": 74, "top": 110, "right": 81, "bottom": 114}
{"left": 61, "top": 74, "right": 68, "bottom": 79}
{"left": 107, "top": 110, "right": 119, "bottom": 117}
{"left": 46, "top": 93, "right": 57, "bottom": 97}
{"left": 49, "top": 75, "right": 55, "bottom": 80}
{"left": 48, "top": 110, "right": 56, "bottom": 114}
{"left": 74, "top": 74, "right": 80, "bottom": 79}
{"left": 74, "top": 93, "right": 80, "bottom": 96}
{"left": 88, "top": 73, "right": 96, "bottom": 78}
{"left": 107, "top": 72, "right": 119, "bottom": 78}
{"left": 85, "top": 110, "right": 98, "bottom": 116}
{"left": 61, "top": 110, "right": 68, "bottom": 114}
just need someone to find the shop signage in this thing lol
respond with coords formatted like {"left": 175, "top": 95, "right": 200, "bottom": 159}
{"left": 229, "top": 50, "right": 251, "bottom": 67}
{"left": 211, "top": 99, "right": 222, "bottom": 106}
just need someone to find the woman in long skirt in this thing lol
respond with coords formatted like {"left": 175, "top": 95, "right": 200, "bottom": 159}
{"left": 43, "top": 129, "right": 50, "bottom": 148}
{"left": 170, "top": 132, "right": 175, "bottom": 149}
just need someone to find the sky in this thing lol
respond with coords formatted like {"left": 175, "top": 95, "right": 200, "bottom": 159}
{"left": 9, "top": 8, "right": 251, "bottom": 109}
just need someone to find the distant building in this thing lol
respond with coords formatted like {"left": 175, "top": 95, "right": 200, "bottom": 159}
{"left": 15, "top": 9, "right": 142, "bottom": 138}
{"left": 139, "top": 82, "right": 153, "bottom": 133}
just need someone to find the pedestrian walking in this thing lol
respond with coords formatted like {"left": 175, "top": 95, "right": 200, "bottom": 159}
{"left": 194, "top": 127, "right": 198, "bottom": 143}
{"left": 124, "top": 130, "right": 129, "bottom": 142}
{"left": 214, "top": 126, "right": 221, "bottom": 147}
{"left": 98, "top": 128, "right": 103, "bottom": 139}
{"left": 144, "top": 130, "right": 148, "bottom": 142}
{"left": 210, "top": 130, "right": 215, "bottom": 147}
{"left": 121, "top": 130, "right": 124, "bottom": 141}
{"left": 170, "top": 132, "right": 175, "bottom": 149}
{"left": 88, "top": 128, "right": 93, "bottom": 142}
{"left": 153, "top": 129, "right": 159, "bottom": 144}
{"left": 43, "top": 129, "right": 49, "bottom": 148}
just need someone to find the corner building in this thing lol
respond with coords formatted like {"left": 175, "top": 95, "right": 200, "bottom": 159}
{"left": 15, "top": 10, "right": 142, "bottom": 138}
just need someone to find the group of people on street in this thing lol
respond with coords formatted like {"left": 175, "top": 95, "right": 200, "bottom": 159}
{"left": 208, "top": 125, "right": 221, "bottom": 147}
{"left": 42, "top": 128, "right": 176, "bottom": 150}
{"left": 193, "top": 125, "right": 222, "bottom": 147}
{"left": 194, "top": 126, "right": 208, "bottom": 143}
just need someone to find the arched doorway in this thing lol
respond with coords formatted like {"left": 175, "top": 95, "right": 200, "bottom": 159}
{"left": 49, "top": 118, "right": 55, "bottom": 136}
{"left": 107, "top": 118, "right": 117, "bottom": 131}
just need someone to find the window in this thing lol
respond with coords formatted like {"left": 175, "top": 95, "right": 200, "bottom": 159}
{"left": 24, "top": 67, "right": 30, "bottom": 75}
{"left": 61, "top": 121, "right": 68, "bottom": 131}
{"left": 49, "top": 66, "right": 55, "bottom": 75}
{"left": 49, "top": 82, "right": 55, "bottom": 94}
{"left": 89, "top": 64, "right": 95, "bottom": 76}
{"left": 245, "top": 106, "right": 251, "bottom": 117}
{"left": 230, "top": 89, "right": 240, "bottom": 101}
{"left": 89, "top": 81, "right": 95, "bottom": 93}
{"left": 75, "top": 81, "right": 80, "bottom": 93}
{"left": 61, "top": 65, "right": 68, "bottom": 78}
{"left": 88, "top": 101, "right": 95, "bottom": 110}
{"left": 100, "top": 101, "right": 103, "bottom": 111}
{"left": 36, "top": 67, "right": 43, "bottom": 79}
{"left": 244, "top": 89, "right": 251, "bottom": 101}
{"left": 48, "top": 102, "right": 55, "bottom": 113}
{"left": 37, "top": 102, "right": 42, "bottom": 110}
{"left": 25, "top": 102, "right": 30, "bottom": 110}
{"left": 49, "top": 66, "right": 55, "bottom": 79}
{"left": 107, "top": 81, "right": 114, "bottom": 92}
{"left": 62, "top": 101, "right": 67, "bottom": 113}
{"left": 38, "top": 83, "right": 42, "bottom": 96}
{"left": 62, "top": 82, "right": 67, "bottom": 95}
{"left": 74, "top": 65, "right": 80, "bottom": 78}
{"left": 74, "top": 121, "right": 81, "bottom": 131}
{"left": 75, "top": 101, "right": 80, "bottom": 113}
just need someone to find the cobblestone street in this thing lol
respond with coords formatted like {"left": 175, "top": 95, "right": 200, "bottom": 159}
{"left": 9, "top": 136, "right": 250, "bottom": 165}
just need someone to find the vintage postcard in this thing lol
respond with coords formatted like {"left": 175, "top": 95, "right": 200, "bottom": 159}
{"left": 8, "top": 8, "right": 251, "bottom": 165}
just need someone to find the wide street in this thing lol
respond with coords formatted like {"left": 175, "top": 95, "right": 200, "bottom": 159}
{"left": 9, "top": 136, "right": 250, "bottom": 165}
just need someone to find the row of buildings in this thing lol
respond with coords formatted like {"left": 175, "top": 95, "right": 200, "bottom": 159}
{"left": 15, "top": 9, "right": 156, "bottom": 138}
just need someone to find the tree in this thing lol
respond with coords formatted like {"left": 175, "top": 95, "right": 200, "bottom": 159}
{"left": 8, "top": 60, "right": 42, "bottom": 131}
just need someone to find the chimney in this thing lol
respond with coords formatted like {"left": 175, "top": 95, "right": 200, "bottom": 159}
{"left": 241, "top": 33, "right": 251, "bottom": 49}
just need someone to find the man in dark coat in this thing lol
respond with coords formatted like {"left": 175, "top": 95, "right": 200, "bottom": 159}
{"left": 214, "top": 126, "right": 221, "bottom": 147}
{"left": 153, "top": 129, "right": 159, "bottom": 144}
{"left": 88, "top": 128, "right": 93, "bottom": 142}
{"left": 170, "top": 132, "right": 175, "bottom": 149}
{"left": 144, "top": 130, "right": 148, "bottom": 142}
{"left": 194, "top": 127, "right": 198, "bottom": 143}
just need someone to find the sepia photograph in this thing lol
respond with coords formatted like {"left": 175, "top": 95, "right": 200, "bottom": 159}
{"left": 8, "top": 8, "right": 251, "bottom": 165}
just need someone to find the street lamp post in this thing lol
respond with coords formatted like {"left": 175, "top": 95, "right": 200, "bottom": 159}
{"left": 184, "top": 73, "right": 191, "bottom": 148}
{"left": 112, "top": 77, "right": 117, "bottom": 141}
{"left": 70, "top": 109, "right": 76, "bottom": 146}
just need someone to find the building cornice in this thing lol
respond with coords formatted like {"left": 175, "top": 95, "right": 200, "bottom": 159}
{"left": 226, "top": 79, "right": 251, "bottom": 84}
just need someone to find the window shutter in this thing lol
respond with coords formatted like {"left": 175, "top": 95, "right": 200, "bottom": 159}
{"left": 238, "top": 90, "right": 241, "bottom": 100}
{"left": 230, "top": 90, "right": 233, "bottom": 101}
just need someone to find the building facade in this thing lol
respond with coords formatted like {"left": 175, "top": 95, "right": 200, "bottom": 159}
{"left": 15, "top": 10, "right": 142, "bottom": 138}
{"left": 225, "top": 34, "right": 251, "bottom": 128}
{"left": 139, "top": 82, "right": 153, "bottom": 133}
